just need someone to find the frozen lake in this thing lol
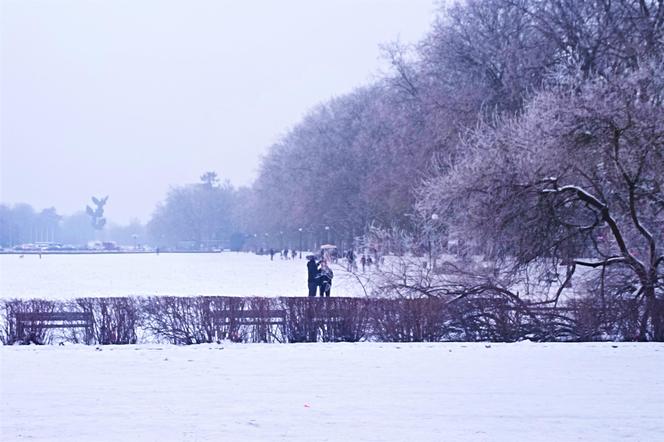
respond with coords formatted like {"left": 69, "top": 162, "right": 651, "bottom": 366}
{"left": 0, "top": 252, "right": 370, "bottom": 300}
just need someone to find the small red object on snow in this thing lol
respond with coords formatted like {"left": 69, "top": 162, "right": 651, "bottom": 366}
{"left": 304, "top": 403, "right": 311, "bottom": 408}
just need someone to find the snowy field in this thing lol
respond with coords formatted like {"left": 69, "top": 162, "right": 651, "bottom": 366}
{"left": 0, "top": 252, "right": 370, "bottom": 299}
{"left": 1, "top": 342, "right": 662, "bottom": 441}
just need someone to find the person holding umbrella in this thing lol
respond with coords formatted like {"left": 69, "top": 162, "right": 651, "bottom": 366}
{"left": 318, "top": 259, "right": 334, "bottom": 297}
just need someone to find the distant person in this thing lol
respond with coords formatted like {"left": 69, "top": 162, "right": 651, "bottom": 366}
{"left": 269, "top": 248, "right": 275, "bottom": 261}
{"left": 318, "top": 260, "right": 334, "bottom": 297}
{"left": 291, "top": 249, "right": 297, "bottom": 259}
{"left": 361, "top": 255, "right": 366, "bottom": 272}
{"left": 346, "top": 249, "right": 355, "bottom": 271}
{"left": 306, "top": 255, "right": 319, "bottom": 297}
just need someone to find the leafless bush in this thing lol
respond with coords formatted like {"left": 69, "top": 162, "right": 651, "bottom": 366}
{"left": 371, "top": 298, "right": 449, "bottom": 342}
{"left": 563, "top": 297, "right": 641, "bottom": 342}
{"left": 446, "top": 298, "right": 524, "bottom": 342}
{"left": 0, "top": 294, "right": 651, "bottom": 344}
{"left": 280, "top": 298, "right": 322, "bottom": 343}
{"left": 140, "top": 296, "right": 283, "bottom": 344}
{"left": 141, "top": 296, "right": 220, "bottom": 344}
{"left": 76, "top": 297, "right": 141, "bottom": 344}
{"left": 316, "top": 298, "right": 372, "bottom": 342}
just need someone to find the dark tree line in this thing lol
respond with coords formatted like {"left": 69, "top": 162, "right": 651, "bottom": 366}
{"left": 0, "top": 204, "right": 62, "bottom": 247}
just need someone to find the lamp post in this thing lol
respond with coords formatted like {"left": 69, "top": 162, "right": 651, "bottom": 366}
{"left": 298, "top": 227, "right": 303, "bottom": 258}
{"left": 325, "top": 225, "right": 330, "bottom": 244}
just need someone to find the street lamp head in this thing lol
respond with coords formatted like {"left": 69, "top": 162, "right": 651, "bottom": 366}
{"left": 298, "top": 227, "right": 303, "bottom": 232}
{"left": 431, "top": 213, "right": 439, "bottom": 221}
{"left": 325, "top": 226, "right": 330, "bottom": 230}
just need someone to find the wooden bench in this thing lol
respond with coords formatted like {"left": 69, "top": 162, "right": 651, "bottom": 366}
{"left": 212, "top": 309, "right": 286, "bottom": 342}
{"left": 15, "top": 312, "right": 94, "bottom": 344}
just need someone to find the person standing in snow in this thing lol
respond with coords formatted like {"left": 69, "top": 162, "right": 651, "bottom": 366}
{"left": 318, "top": 259, "right": 334, "bottom": 297}
{"left": 346, "top": 249, "right": 355, "bottom": 271}
{"left": 306, "top": 255, "right": 320, "bottom": 297}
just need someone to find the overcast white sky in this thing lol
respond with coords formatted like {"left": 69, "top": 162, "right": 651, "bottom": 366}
{"left": 1, "top": 0, "right": 438, "bottom": 224}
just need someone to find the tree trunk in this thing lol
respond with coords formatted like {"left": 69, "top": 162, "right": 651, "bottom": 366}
{"left": 652, "top": 297, "right": 664, "bottom": 342}
{"left": 643, "top": 282, "right": 664, "bottom": 341}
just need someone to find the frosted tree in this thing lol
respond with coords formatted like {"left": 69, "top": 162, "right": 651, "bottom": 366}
{"left": 147, "top": 173, "right": 237, "bottom": 249}
{"left": 419, "top": 63, "right": 664, "bottom": 340}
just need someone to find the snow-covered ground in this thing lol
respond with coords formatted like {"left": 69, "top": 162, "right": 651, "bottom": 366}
{"left": 0, "top": 252, "right": 371, "bottom": 299}
{"left": 3, "top": 253, "right": 661, "bottom": 441}
{"left": 1, "top": 342, "right": 662, "bottom": 441}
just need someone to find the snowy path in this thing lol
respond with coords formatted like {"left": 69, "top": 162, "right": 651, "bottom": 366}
{"left": 1, "top": 342, "right": 662, "bottom": 441}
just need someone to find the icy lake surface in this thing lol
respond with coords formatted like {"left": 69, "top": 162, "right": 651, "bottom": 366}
{"left": 0, "top": 252, "right": 369, "bottom": 299}
{"left": 1, "top": 342, "right": 663, "bottom": 441}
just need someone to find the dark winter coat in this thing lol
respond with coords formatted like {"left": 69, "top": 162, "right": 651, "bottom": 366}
{"left": 307, "top": 259, "right": 320, "bottom": 282}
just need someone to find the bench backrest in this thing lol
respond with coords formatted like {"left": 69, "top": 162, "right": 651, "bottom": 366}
{"left": 15, "top": 312, "right": 94, "bottom": 344}
{"left": 15, "top": 312, "right": 93, "bottom": 322}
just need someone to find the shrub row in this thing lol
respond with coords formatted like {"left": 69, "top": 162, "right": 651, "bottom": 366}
{"left": 0, "top": 296, "right": 643, "bottom": 345}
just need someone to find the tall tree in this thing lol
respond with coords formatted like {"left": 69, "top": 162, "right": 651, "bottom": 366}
{"left": 418, "top": 62, "right": 664, "bottom": 340}
{"left": 147, "top": 173, "right": 237, "bottom": 248}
